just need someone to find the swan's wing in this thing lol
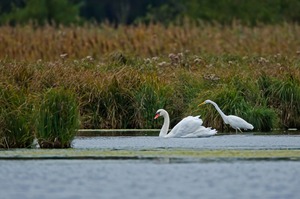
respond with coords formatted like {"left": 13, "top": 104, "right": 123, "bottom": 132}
{"left": 166, "top": 116, "right": 207, "bottom": 138}
{"left": 182, "top": 127, "right": 217, "bottom": 138}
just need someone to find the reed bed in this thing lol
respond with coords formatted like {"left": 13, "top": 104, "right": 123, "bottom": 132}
{"left": 0, "top": 22, "right": 300, "bottom": 148}
{"left": 0, "top": 22, "right": 300, "bottom": 61}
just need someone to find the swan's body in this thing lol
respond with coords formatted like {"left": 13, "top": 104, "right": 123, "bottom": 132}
{"left": 199, "top": 99, "right": 254, "bottom": 133}
{"left": 154, "top": 109, "right": 217, "bottom": 138}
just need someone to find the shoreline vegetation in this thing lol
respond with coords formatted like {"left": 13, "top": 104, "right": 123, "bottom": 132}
{"left": 0, "top": 22, "right": 300, "bottom": 148}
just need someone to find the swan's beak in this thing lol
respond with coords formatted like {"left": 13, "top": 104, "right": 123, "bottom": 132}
{"left": 154, "top": 113, "right": 160, "bottom": 119}
{"left": 198, "top": 102, "right": 206, "bottom": 107}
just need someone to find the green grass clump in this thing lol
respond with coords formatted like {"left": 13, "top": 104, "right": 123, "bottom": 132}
{"left": 0, "top": 85, "right": 35, "bottom": 148}
{"left": 36, "top": 88, "right": 80, "bottom": 148}
{"left": 78, "top": 69, "right": 139, "bottom": 129}
{"left": 134, "top": 76, "right": 172, "bottom": 129}
{"left": 247, "top": 106, "right": 277, "bottom": 132}
{"left": 97, "top": 76, "right": 137, "bottom": 129}
{"left": 258, "top": 74, "right": 300, "bottom": 129}
{"left": 78, "top": 66, "right": 172, "bottom": 129}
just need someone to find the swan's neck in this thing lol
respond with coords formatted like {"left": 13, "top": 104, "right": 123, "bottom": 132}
{"left": 159, "top": 112, "right": 170, "bottom": 137}
{"left": 210, "top": 101, "right": 228, "bottom": 123}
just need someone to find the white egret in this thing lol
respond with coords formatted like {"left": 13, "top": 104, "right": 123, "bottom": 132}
{"left": 198, "top": 99, "right": 254, "bottom": 133}
{"left": 154, "top": 109, "right": 217, "bottom": 138}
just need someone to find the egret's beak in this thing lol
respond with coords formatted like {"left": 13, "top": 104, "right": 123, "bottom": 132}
{"left": 154, "top": 113, "right": 160, "bottom": 119}
{"left": 198, "top": 102, "right": 206, "bottom": 107}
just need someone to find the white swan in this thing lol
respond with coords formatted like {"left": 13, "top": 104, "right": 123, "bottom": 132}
{"left": 199, "top": 99, "right": 254, "bottom": 133}
{"left": 154, "top": 109, "right": 217, "bottom": 138}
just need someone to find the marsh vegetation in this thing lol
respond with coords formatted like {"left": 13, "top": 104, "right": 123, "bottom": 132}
{"left": 0, "top": 22, "right": 299, "bottom": 148}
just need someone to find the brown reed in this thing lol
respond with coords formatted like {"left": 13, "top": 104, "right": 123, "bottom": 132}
{"left": 0, "top": 22, "right": 299, "bottom": 61}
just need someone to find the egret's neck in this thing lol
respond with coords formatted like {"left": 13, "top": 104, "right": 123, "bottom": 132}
{"left": 159, "top": 112, "right": 170, "bottom": 137}
{"left": 210, "top": 101, "right": 228, "bottom": 123}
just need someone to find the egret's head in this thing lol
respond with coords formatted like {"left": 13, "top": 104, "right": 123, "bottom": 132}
{"left": 198, "top": 99, "right": 212, "bottom": 107}
{"left": 198, "top": 100, "right": 207, "bottom": 107}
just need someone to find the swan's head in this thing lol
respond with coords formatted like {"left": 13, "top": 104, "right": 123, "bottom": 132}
{"left": 154, "top": 109, "right": 167, "bottom": 119}
{"left": 198, "top": 99, "right": 212, "bottom": 106}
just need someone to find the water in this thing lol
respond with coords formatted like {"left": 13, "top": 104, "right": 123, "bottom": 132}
{"left": 72, "top": 134, "right": 300, "bottom": 150}
{"left": 1, "top": 135, "right": 300, "bottom": 199}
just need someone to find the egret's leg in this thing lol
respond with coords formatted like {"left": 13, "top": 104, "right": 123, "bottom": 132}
{"left": 238, "top": 128, "right": 243, "bottom": 133}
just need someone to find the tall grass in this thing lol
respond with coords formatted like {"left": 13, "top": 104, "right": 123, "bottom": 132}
{"left": 36, "top": 88, "right": 80, "bottom": 148}
{"left": 0, "top": 85, "right": 34, "bottom": 148}
{"left": 133, "top": 76, "right": 172, "bottom": 129}
{"left": 258, "top": 74, "right": 300, "bottom": 129}
{"left": 247, "top": 107, "right": 277, "bottom": 132}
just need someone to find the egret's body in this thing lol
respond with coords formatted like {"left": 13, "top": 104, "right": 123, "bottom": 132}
{"left": 199, "top": 100, "right": 254, "bottom": 133}
{"left": 154, "top": 109, "right": 217, "bottom": 138}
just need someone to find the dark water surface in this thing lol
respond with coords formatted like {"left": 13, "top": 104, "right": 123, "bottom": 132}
{"left": 1, "top": 135, "right": 300, "bottom": 199}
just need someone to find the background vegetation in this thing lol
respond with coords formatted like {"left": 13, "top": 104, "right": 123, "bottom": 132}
{"left": 0, "top": 1, "right": 300, "bottom": 148}
{"left": 0, "top": 0, "right": 300, "bottom": 25}
{"left": 1, "top": 22, "right": 300, "bottom": 132}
